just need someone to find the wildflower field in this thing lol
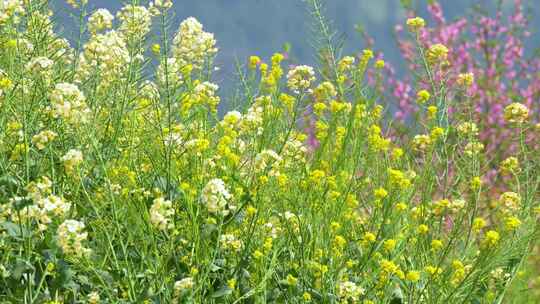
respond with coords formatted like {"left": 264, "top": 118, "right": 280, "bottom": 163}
{"left": 1, "top": 0, "right": 540, "bottom": 303}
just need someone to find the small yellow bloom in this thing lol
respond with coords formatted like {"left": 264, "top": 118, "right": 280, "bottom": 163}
{"left": 426, "top": 44, "right": 449, "bottom": 64}
{"left": 504, "top": 216, "right": 521, "bottom": 231}
{"left": 363, "top": 232, "right": 376, "bottom": 243}
{"left": 430, "top": 127, "right": 444, "bottom": 141}
{"left": 425, "top": 265, "right": 442, "bottom": 276}
{"left": 504, "top": 103, "right": 529, "bottom": 124}
{"left": 472, "top": 217, "right": 486, "bottom": 232}
{"left": 406, "top": 270, "right": 421, "bottom": 282}
{"left": 407, "top": 17, "right": 426, "bottom": 32}
{"left": 374, "top": 59, "right": 385, "bottom": 69}
{"left": 396, "top": 202, "right": 408, "bottom": 211}
{"left": 227, "top": 278, "right": 237, "bottom": 289}
{"left": 427, "top": 105, "right": 438, "bottom": 119}
{"left": 470, "top": 176, "right": 482, "bottom": 191}
{"left": 457, "top": 72, "right": 474, "bottom": 87}
{"left": 483, "top": 230, "right": 500, "bottom": 247}
{"left": 431, "top": 239, "right": 443, "bottom": 251}
{"left": 383, "top": 239, "right": 397, "bottom": 251}
{"left": 249, "top": 55, "right": 261, "bottom": 69}
{"left": 417, "top": 224, "right": 429, "bottom": 234}
{"left": 416, "top": 90, "right": 431, "bottom": 104}
{"left": 151, "top": 43, "right": 161, "bottom": 55}
{"left": 374, "top": 187, "right": 388, "bottom": 199}
{"left": 286, "top": 274, "right": 298, "bottom": 286}
{"left": 500, "top": 157, "right": 520, "bottom": 174}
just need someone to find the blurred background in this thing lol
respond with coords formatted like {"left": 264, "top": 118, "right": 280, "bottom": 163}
{"left": 50, "top": 0, "right": 540, "bottom": 94}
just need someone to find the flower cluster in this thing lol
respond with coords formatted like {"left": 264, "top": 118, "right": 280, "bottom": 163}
{"left": 286, "top": 65, "right": 316, "bottom": 93}
{"left": 88, "top": 9, "right": 114, "bottom": 35}
{"left": 57, "top": 219, "right": 90, "bottom": 257}
{"left": 149, "top": 197, "right": 174, "bottom": 230}
{"left": 49, "top": 83, "right": 90, "bottom": 125}
{"left": 172, "top": 17, "right": 218, "bottom": 70}
{"left": 0, "top": 1, "right": 538, "bottom": 302}
{"left": 201, "top": 178, "right": 233, "bottom": 215}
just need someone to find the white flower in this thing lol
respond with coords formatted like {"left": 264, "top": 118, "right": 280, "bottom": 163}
{"left": 222, "top": 111, "right": 242, "bottom": 126}
{"left": 0, "top": 0, "right": 25, "bottom": 24}
{"left": 149, "top": 0, "right": 173, "bottom": 15}
{"left": 88, "top": 9, "right": 114, "bottom": 34}
{"left": 201, "top": 178, "right": 232, "bottom": 215}
{"left": 254, "top": 149, "right": 282, "bottom": 172}
{"left": 117, "top": 5, "right": 152, "bottom": 38}
{"left": 32, "top": 130, "right": 58, "bottom": 150}
{"left": 87, "top": 291, "right": 100, "bottom": 304}
{"left": 337, "top": 281, "right": 365, "bottom": 300}
{"left": 65, "top": 0, "right": 87, "bottom": 9}
{"left": 26, "top": 57, "right": 54, "bottom": 75}
{"left": 49, "top": 83, "right": 89, "bottom": 124}
{"left": 61, "top": 149, "right": 83, "bottom": 172}
{"left": 76, "top": 30, "right": 130, "bottom": 86}
{"left": 149, "top": 197, "right": 174, "bottom": 230}
{"left": 157, "top": 57, "right": 185, "bottom": 86}
{"left": 287, "top": 65, "right": 316, "bottom": 93}
{"left": 57, "top": 219, "right": 90, "bottom": 256}
{"left": 174, "top": 277, "right": 194, "bottom": 296}
{"left": 172, "top": 17, "right": 218, "bottom": 70}
{"left": 219, "top": 234, "right": 243, "bottom": 252}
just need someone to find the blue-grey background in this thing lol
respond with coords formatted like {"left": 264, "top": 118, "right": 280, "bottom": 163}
{"left": 50, "top": 0, "right": 540, "bottom": 93}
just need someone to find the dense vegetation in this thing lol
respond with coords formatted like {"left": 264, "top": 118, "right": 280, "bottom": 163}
{"left": 0, "top": 0, "right": 539, "bottom": 303}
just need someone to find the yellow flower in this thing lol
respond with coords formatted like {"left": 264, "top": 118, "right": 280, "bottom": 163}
{"left": 363, "top": 232, "right": 376, "bottom": 243}
{"left": 253, "top": 250, "right": 263, "bottom": 259}
{"left": 286, "top": 274, "right": 298, "bottom": 286}
{"left": 483, "top": 230, "right": 500, "bottom": 247}
{"left": 271, "top": 53, "right": 284, "bottom": 65}
{"left": 504, "top": 103, "right": 529, "bottom": 124}
{"left": 431, "top": 239, "right": 443, "bottom": 251}
{"left": 383, "top": 239, "right": 397, "bottom": 251}
{"left": 310, "top": 169, "right": 326, "bottom": 184}
{"left": 425, "top": 266, "right": 443, "bottom": 276}
{"left": 457, "top": 122, "right": 479, "bottom": 137}
{"left": 430, "top": 127, "right": 445, "bottom": 141}
{"left": 426, "top": 44, "right": 449, "bottom": 64}
{"left": 500, "top": 157, "right": 520, "bottom": 174}
{"left": 0, "top": 77, "right": 12, "bottom": 90}
{"left": 151, "top": 43, "right": 161, "bottom": 55}
{"left": 416, "top": 90, "right": 431, "bottom": 104}
{"left": 417, "top": 224, "right": 429, "bottom": 234}
{"left": 407, "top": 17, "right": 426, "bottom": 32}
{"left": 334, "top": 235, "right": 347, "bottom": 249}
{"left": 338, "top": 56, "right": 355, "bottom": 72}
{"left": 470, "top": 176, "right": 482, "bottom": 190}
{"left": 227, "top": 278, "right": 237, "bottom": 289}
{"left": 427, "top": 105, "right": 438, "bottom": 119}
{"left": 362, "top": 49, "right": 374, "bottom": 60}
{"left": 464, "top": 142, "right": 484, "bottom": 156}
{"left": 406, "top": 270, "right": 421, "bottom": 282}
{"left": 391, "top": 148, "right": 404, "bottom": 160}
{"left": 374, "top": 59, "right": 385, "bottom": 69}
{"left": 396, "top": 202, "right": 408, "bottom": 212}
{"left": 499, "top": 192, "right": 521, "bottom": 212}
{"left": 457, "top": 72, "right": 474, "bottom": 87}
{"left": 472, "top": 217, "right": 486, "bottom": 232}
{"left": 412, "top": 134, "right": 432, "bottom": 152}
{"left": 374, "top": 187, "right": 388, "bottom": 199}
{"left": 504, "top": 216, "right": 521, "bottom": 231}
